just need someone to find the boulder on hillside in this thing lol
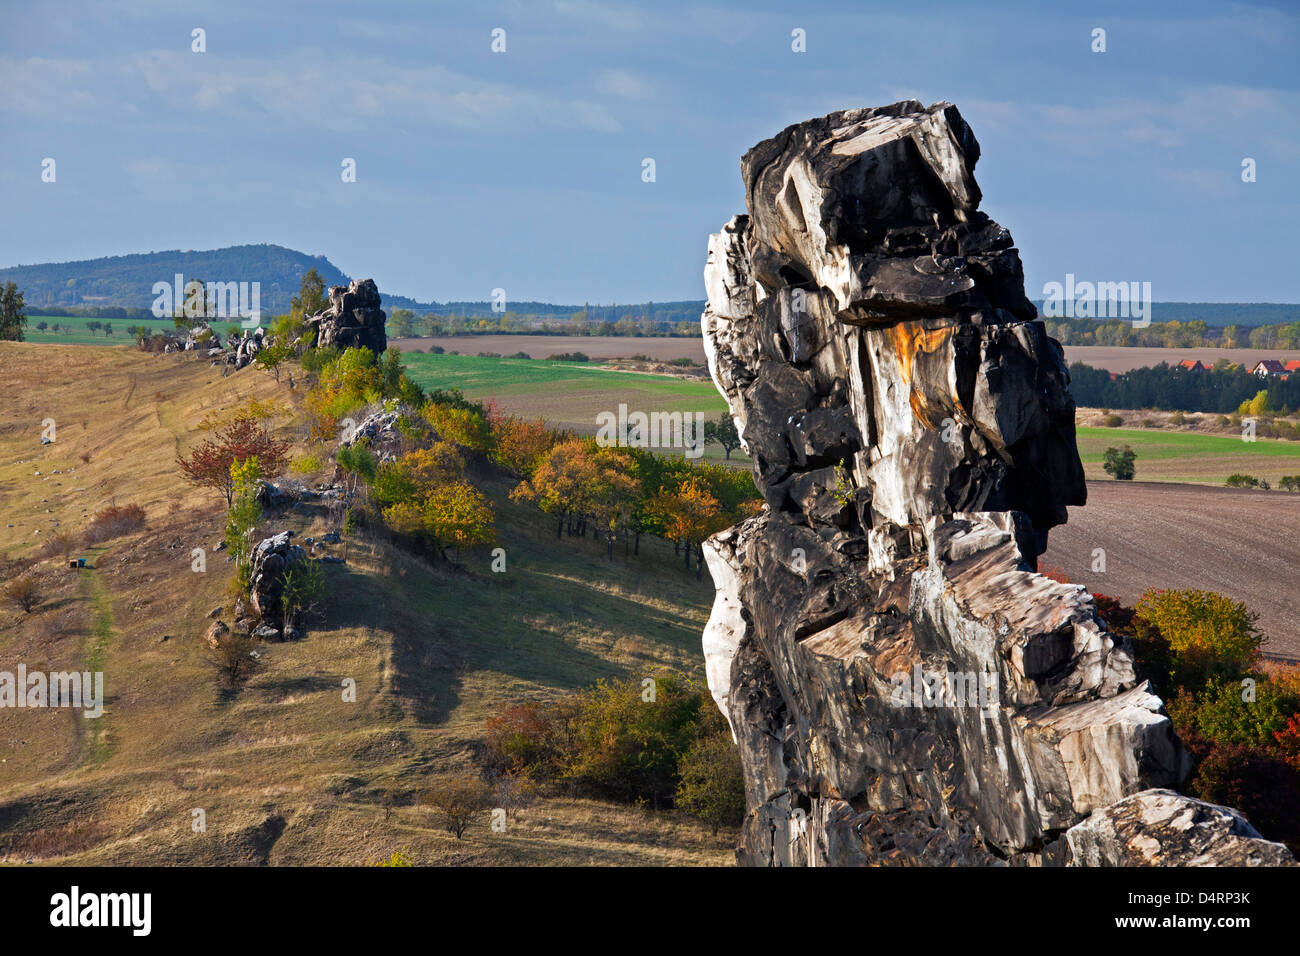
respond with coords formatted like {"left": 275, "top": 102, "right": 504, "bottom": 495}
{"left": 248, "top": 530, "right": 307, "bottom": 638}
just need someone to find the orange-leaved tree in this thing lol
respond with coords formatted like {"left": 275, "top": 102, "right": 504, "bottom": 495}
{"left": 510, "top": 439, "right": 598, "bottom": 539}
{"left": 491, "top": 414, "right": 561, "bottom": 478}
{"left": 647, "top": 477, "right": 730, "bottom": 578}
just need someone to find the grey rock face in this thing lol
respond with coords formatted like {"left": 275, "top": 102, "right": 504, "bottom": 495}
{"left": 248, "top": 530, "right": 307, "bottom": 639}
{"left": 336, "top": 403, "right": 413, "bottom": 462}
{"left": 700, "top": 101, "right": 1292, "bottom": 867}
{"left": 1066, "top": 790, "right": 1295, "bottom": 866}
{"left": 307, "top": 278, "right": 388, "bottom": 355}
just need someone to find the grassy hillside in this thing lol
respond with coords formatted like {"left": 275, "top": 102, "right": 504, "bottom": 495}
{"left": 0, "top": 343, "right": 731, "bottom": 865}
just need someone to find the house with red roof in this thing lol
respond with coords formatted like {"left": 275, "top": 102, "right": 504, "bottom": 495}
{"left": 1177, "top": 359, "right": 1206, "bottom": 372}
{"left": 1250, "top": 359, "right": 1286, "bottom": 377}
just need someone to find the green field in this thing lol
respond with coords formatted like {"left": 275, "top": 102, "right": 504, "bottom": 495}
{"left": 18, "top": 313, "right": 194, "bottom": 346}
{"left": 403, "top": 351, "right": 729, "bottom": 424}
{"left": 402, "top": 353, "right": 1300, "bottom": 484}
{"left": 1077, "top": 426, "right": 1300, "bottom": 484}
{"left": 403, "top": 351, "right": 746, "bottom": 463}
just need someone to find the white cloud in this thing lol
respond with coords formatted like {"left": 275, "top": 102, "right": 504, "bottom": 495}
{"left": 0, "top": 50, "right": 623, "bottom": 135}
{"left": 963, "top": 85, "right": 1300, "bottom": 156}
{"left": 594, "top": 68, "right": 654, "bottom": 99}
{"left": 551, "top": 0, "right": 645, "bottom": 32}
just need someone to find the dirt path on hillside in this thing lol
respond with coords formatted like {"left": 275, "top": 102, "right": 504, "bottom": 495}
{"left": 1043, "top": 481, "right": 1300, "bottom": 660}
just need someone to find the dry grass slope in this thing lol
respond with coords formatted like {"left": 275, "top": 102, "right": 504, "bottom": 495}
{"left": 0, "top": 343, "right": 732, "bottom": 865}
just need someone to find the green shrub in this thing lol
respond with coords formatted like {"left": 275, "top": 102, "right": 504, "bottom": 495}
{"left": 1136, "top": 588, "right": 1262, "bottom": 691}
{"left": 290, "top": 452, "right": 324, "bottom": 474}
{"left": 562, "top": 671, "right": 706, "bottom": 808}
{"left": 1183, "top": 676, "right": 1298, "bottom": 747}
{"left": 1102, "top": 444, "right": 1136, "bottom": 480}
{"left": 674, "top": 702, "right": 745, "bottom": 834}
{"left": 481, "top": 672, "right": 742, "bottom": 820}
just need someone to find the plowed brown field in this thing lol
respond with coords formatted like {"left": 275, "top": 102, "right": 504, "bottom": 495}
{"left": 1043, "top": 481, "right": 1300, "bottom": 660}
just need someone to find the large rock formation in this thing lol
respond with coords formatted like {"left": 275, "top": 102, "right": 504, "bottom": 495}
{"left": 700, "top": 101, "right": 1293, "bottom": 866}
{"left": 248, "top": 531, "right": 307, "bottom": 640}
{"left": 307, "top": 278, "right": 387, "bottom": 354}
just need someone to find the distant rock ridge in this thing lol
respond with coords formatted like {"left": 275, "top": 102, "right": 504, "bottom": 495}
{"left": 698, "top": 101, "right": 1294, "bottom": 866}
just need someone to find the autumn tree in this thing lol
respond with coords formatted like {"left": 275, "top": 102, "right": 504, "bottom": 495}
{"left": 225, "top": 457, "right": 263, "bottom": 591}
{"left": 490, "top": 415, "right": 559, "bottom": 477}
{"left": 424, "top": 401, "right": 492, "bottom": 454}
{"left": 420, "top": 774, "right": 491, "bottom": 840}
{"left": 1136, "top": 588, "right": 1262, "bottom": 691}
{"left": 647, "top": 477, "right": 730, "bottom": 579}
{"left": 511, "top": 439, "right": 599, "bottom": 539}
{"left": 384, "top": 481, "right": 495, "bottom": 563}
{"left": 584, "top": 447, "right": 640, "bottom": 561}
{"left": 177, "top": 415, "right": 290, "bottom": 504}
{"left": 4, "top": 576, "right": 41, "bottom": 614}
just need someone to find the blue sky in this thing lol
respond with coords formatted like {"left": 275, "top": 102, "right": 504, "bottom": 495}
{"left": 2, "top": 0, "right": 1297, "bottom": 304}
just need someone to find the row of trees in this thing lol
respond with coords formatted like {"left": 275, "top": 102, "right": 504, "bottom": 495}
{"left": 387, "top": 308, "right": 699, "bottom": 340}
{"left": 1046, "top": 317, "right": 1300, "bottom": 350}
{"left": 507, "top": 431, "right": 759, "bottom": 575}
{"left": 1070, "top": 361, "right": 1300, "bottom": 414}
{"left": 288, "top": 329, "right": 760, "bottom": 577}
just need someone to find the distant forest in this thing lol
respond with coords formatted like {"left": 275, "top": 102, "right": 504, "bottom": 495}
{"left": 1069, "top": 361, "right": 1300, "bottom": 415}
{"left": 1034, "top": 300, "right": 1298, "bottom": 328}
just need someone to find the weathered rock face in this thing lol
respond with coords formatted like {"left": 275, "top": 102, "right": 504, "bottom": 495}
{"left": 248, "top": 530, "right": 307, "bottom": 639}
{"left": 307, "top": 278, "right": 387, "bottom": 354}
{"left": 700, "top": 101, "right": 1293, "bottom": 867}
{"left": 1066, "top": 790, "right": 1294, "bottom": 866}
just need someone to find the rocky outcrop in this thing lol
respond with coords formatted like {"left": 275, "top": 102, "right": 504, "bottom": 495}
{"left": 1065, "top": 790, "right": 1294, "bottom": 866}
{"left": 335, "top": 403, "right": 419, "bottom": 463}
{"left": 248, "top": 531, "right": 307, "bottom": 640}
{"left": 699, "top": 101, "right": 1293, "bottom": 866}
{"left": 231, "top": 327, "right": 265, "bottom": 369}
{"left": 307, "top": 278, "right": 387, "bottom": 354}
{"left": 183, "top": 322, "right": 223, "bottom": 351}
